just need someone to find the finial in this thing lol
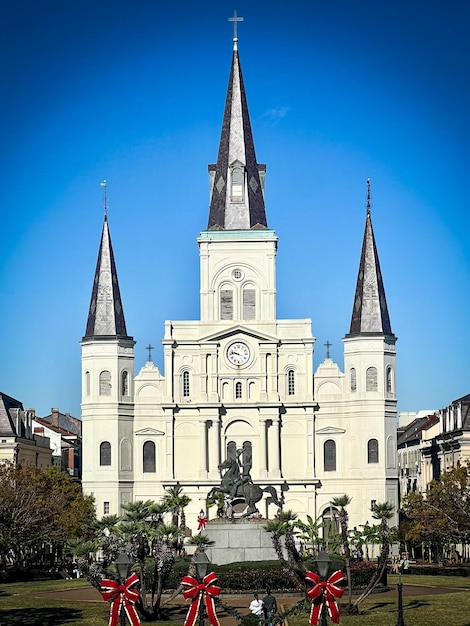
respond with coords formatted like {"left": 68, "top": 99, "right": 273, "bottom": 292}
{"left": 228, "top": 9, "right": 244, "bottom": 50}
{"left": 100, "top": 180, "right": 108, "bottom": 218}
{"left": 366, "top": 178, "right": 371, "bottom": 216}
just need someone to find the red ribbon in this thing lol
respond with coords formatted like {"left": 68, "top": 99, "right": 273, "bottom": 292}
{"left": 100, "top": 573, "right": 141, "bottom": 626}
{"left": 181, "top": 571, "right": 221, "bottom": 626}
{"left": 306, "top": 570, "right": 345, "bottom": 625}
{"left": 197, "top": 514, "right": 208, "bottom": 530}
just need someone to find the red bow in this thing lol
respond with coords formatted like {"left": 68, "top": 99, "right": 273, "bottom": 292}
{"left": 100, "top": 573, "right": 141, "bottom": 626}
{"left": 181, "top": 571, "right": 221, "bottom": 626}
{"left": 197, "top": 514, "right": 208, "bottom": 530}
{"left": 306, "top": 570, "right": 345, "bottom": 625}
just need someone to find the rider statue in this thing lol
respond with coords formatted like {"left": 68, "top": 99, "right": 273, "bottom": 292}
{"left": 229, "top": 447, "right": 252, "bottom": 499}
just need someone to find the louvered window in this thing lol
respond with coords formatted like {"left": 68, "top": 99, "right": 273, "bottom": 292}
{"left": 99, "top": 370, "right": 111, "bottom": 396}
{"left": 235, "top": 381, "right": 242, "bottom": 399}
{"left": 231, "top": 165, "right": 244, "bottom": 201}
{"left": 121, "top": 371, "right": 129, "bottom": 395}
{"left": 350, "top": 368, "right": 357, "bottom": 392}
{"left": 366, "top": 367, "right": 378, "bottom": 391}
{"left": 243, "top": 289, "right": 256, "bottom": 320}
{"left": 386, "top": 367, "right": 393, "bottom": 393}
{"left": 220, "top": 289, "right": 233, "bottom": 320}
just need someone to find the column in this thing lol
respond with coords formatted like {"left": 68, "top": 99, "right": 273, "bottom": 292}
{"left": 268, "top": 416, "right": 281, "bottom": 478}
{"left": 258, "top": 418, "right": 268, "bottom": 479}
{"left": 208, "top": 416, "right": 221, "bottom": 479}
{"left": 199, "top": 419, "right": 208, "bottom": 479}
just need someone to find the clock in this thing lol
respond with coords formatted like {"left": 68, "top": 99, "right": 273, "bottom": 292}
{"left": 227, "top": 341, "right": 250, "bottom": 366}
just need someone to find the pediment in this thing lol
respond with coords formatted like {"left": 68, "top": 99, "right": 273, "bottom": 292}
{"left": 135, "top": 428, "right": 165, "bottom": 436}
{"left": 200, "top": 325, "right": 278, "bottom": 344}
{"left": 316, "top": 426, "right": 346, "bottom": 435}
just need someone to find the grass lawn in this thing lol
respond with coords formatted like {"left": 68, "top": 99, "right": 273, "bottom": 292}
{"left": 2, "top": 575, "right": 470, "bottom": 625}
{"left": 0, "top": 579, "right": 109, "bottom": 626}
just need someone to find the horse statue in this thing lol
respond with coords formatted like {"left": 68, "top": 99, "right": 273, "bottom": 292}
{"left": 207, "top": 457, "right": 282, "bottom": 517}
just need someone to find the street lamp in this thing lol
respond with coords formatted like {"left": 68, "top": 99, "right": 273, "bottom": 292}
{"left": 395, "top": 572, "right": 406, "bottom": 626}
{"left": 115, "top": 550, "right": 131, "bottom": 626}
{"left": 314, "top": 550, "right": 331, "bottom": 626}
{"left": 194, "top": 550, "right": 211, "bottom": 626}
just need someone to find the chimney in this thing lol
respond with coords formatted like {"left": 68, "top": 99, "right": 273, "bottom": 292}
{"left": 52, "top": 408, "right": 60, "bottom": 428}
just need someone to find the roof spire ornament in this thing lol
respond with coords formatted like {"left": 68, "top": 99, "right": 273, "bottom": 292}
{"left": 100, "top": 180, "right": 108, "bottom": 218}
{"left": 228, "top": 9, "right": 244, "bottom": 50}
{"left": 366, "top": 178, "right": 371, "bottom": 216}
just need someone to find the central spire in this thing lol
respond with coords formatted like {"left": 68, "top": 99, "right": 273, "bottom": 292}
{"left": 207, "top": 31, "right": 267, "bottom": 230}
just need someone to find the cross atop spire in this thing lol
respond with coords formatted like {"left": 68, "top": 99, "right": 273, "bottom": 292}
{"left": 324, "top": 340, "right": 332, "bottom": 359}
{"left": 228, "top": 10, "right": 244, "bottom": 50}
{"left": 146, "top": 343, "right": 154, "bottom": 362}
{"left": 366, "top": 178, "right": 372, "bottom": 216}
{"left": 100, "top": 180, "right": 108, "bottom": 218}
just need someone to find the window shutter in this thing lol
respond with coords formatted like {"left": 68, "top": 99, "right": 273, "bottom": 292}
{"left": 221, "top": 290, "right": 233, "bottom": 320}
{"left": 243, "top": 289, "right": 256, "bottom": 320}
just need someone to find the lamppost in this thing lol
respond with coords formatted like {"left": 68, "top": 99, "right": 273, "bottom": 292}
{"left": 395, "top": 572, "right": 406, "bottom": 626}
{"left": 115, "top": 549, "right": 131, "bottom": 626}
{"left": 194, "top": 550, "right": 211, "bottom": 626}
{"left": 314, "top": 550, "right": 331, "bottom": 626}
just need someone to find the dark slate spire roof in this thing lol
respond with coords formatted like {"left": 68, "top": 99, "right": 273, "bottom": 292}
{"left": 207, "top": 41, "right": 267, "bottom": 230}
{"left": 349, "top": 181, "right": 393, "bottom": 336}
{"left": 83, "top": 215, "right": 130, "bottom": 340}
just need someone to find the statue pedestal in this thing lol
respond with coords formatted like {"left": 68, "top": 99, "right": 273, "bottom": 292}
{"left": 205, "top": 518, "right": 279, "bottom": 565}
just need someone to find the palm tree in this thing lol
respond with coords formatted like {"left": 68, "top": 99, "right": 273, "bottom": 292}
{"left": 265, "top": 510, "right": 307, "bottom": 591}
{"left": 331, "top": 495, "right": 353, "bottom": 611}
{"left": 294, "top": 514, "right": 324, "bottom": 555}
{"left": 163, "top": 485, "right": 191, "bottom": 554}
{"left": 354, "top": 501, "right": 395, "bottom": 607}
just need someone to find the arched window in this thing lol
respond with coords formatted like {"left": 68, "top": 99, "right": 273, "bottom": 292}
{"left": 227, "top": 441, "right": 237, "bottom": 461}
{"left": 182, "top": 371, "right": 190, "bottom": 397}
{"left": 386, "top": 367, "right": 393, "bottom": 393}
{"left": 100, "top": 441, "right": 111, "bottom": 466}
{"left": 99, "top": 371, "right": 111, "bottom": 396}
{"left": 243, "top": 287, "right": 256, "bottom": 320}
{"left": 350, "top": 368, "right": 357, "bottom": 392}
{"left": 366, "top": 367, "right": 378, "bottom": 392}
{"left": 220, "top": 288, "right": 233, "bottom": 320}
{"left": 235, "top": 381, "right": 242, "bottom": 399}
{"left": 324, "top": 440, "right": 336, "bottom": 472}
{"left": 287, "top": 369, "right": 295, "bottom": 396}
{"left": 121, "top": 371, "right": 129, "bottom": 396}
{"left": 143, "top": 441, "right": 156, "bottom": 473}
{"left": 231, "top": 163, "right": 244, "bottom": 202}
{"left": 368, "top": 439, "right": 379, "bottom": 463}
{"left": 85, "top": 371, "right": 90, "bottom": 396}
{"left": 241, "top": 440, "right": 252, "bottom": 475}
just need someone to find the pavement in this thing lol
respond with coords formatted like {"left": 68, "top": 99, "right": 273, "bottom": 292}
{"left": 33, "top": 583, "right": 466, "bottom": 624}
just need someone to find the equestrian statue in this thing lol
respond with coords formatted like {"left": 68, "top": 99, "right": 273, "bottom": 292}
{"left": 207, "top": 450, "right": 282, "bottom": 517}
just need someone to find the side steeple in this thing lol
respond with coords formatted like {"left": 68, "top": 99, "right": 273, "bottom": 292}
{"left": 207, "top": 33, "right": 267, "bottom": 230}
{"left": 83, "top": 203, "right": 130, "bottom": 340}
{"left": 348, "top": 180, "right": 393, "bottom": 337}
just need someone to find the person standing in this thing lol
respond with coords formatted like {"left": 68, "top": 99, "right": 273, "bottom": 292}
{"left": 263, "top": 589, "right": 277, "bottom": 626}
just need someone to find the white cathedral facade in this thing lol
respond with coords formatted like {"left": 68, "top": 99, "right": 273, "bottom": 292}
{"left": 81, "top": 37, "right": 399, "bottom": 535}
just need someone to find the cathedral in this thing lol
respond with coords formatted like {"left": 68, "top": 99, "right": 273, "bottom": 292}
{"left": 81, "top": 33, "right": 399, "bottom": 536}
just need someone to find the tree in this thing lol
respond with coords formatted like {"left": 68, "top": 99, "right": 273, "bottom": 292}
{"left": 354, "top": 501, "right": 395, "bottom": 607}
{"left": 331, "top": 495, "right": 353, "bottom": 611}
{"left": 401, "top": 465, "right": 470, "bottom": 562}
{"left": 294, "top": 514, "right": 324, "bottom": 555}
{"left": 0, "top": 463, "right": 95, "bottom": 571}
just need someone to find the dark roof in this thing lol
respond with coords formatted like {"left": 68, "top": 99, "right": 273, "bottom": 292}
{"left": 41, "top": 411, "right": 81, "bottom": 436}
{"left": 34, "top": 416, "right": 78, "bottom": 438}
{"left": 397, "top": 413, "right": 439, "bottom": 447}
{"left": 348, "top": 209, "right": 394, "bottom": 337}
{"left": 207, "top": 47, "right": 267, "bottom": 230}
{"left": 83, "top": 215, "right": 132, "bottom": 340}
{"left": 0, "top": 392, "right": 23, "bottom": 437}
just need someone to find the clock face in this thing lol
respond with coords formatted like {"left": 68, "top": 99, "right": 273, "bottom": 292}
{"left": 227, "top": 341, "right": 250, "bottom": 366}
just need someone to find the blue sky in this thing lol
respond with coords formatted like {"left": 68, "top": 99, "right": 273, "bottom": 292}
{"left": 1, "top": 0, "right": 469, "bottom": 418}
